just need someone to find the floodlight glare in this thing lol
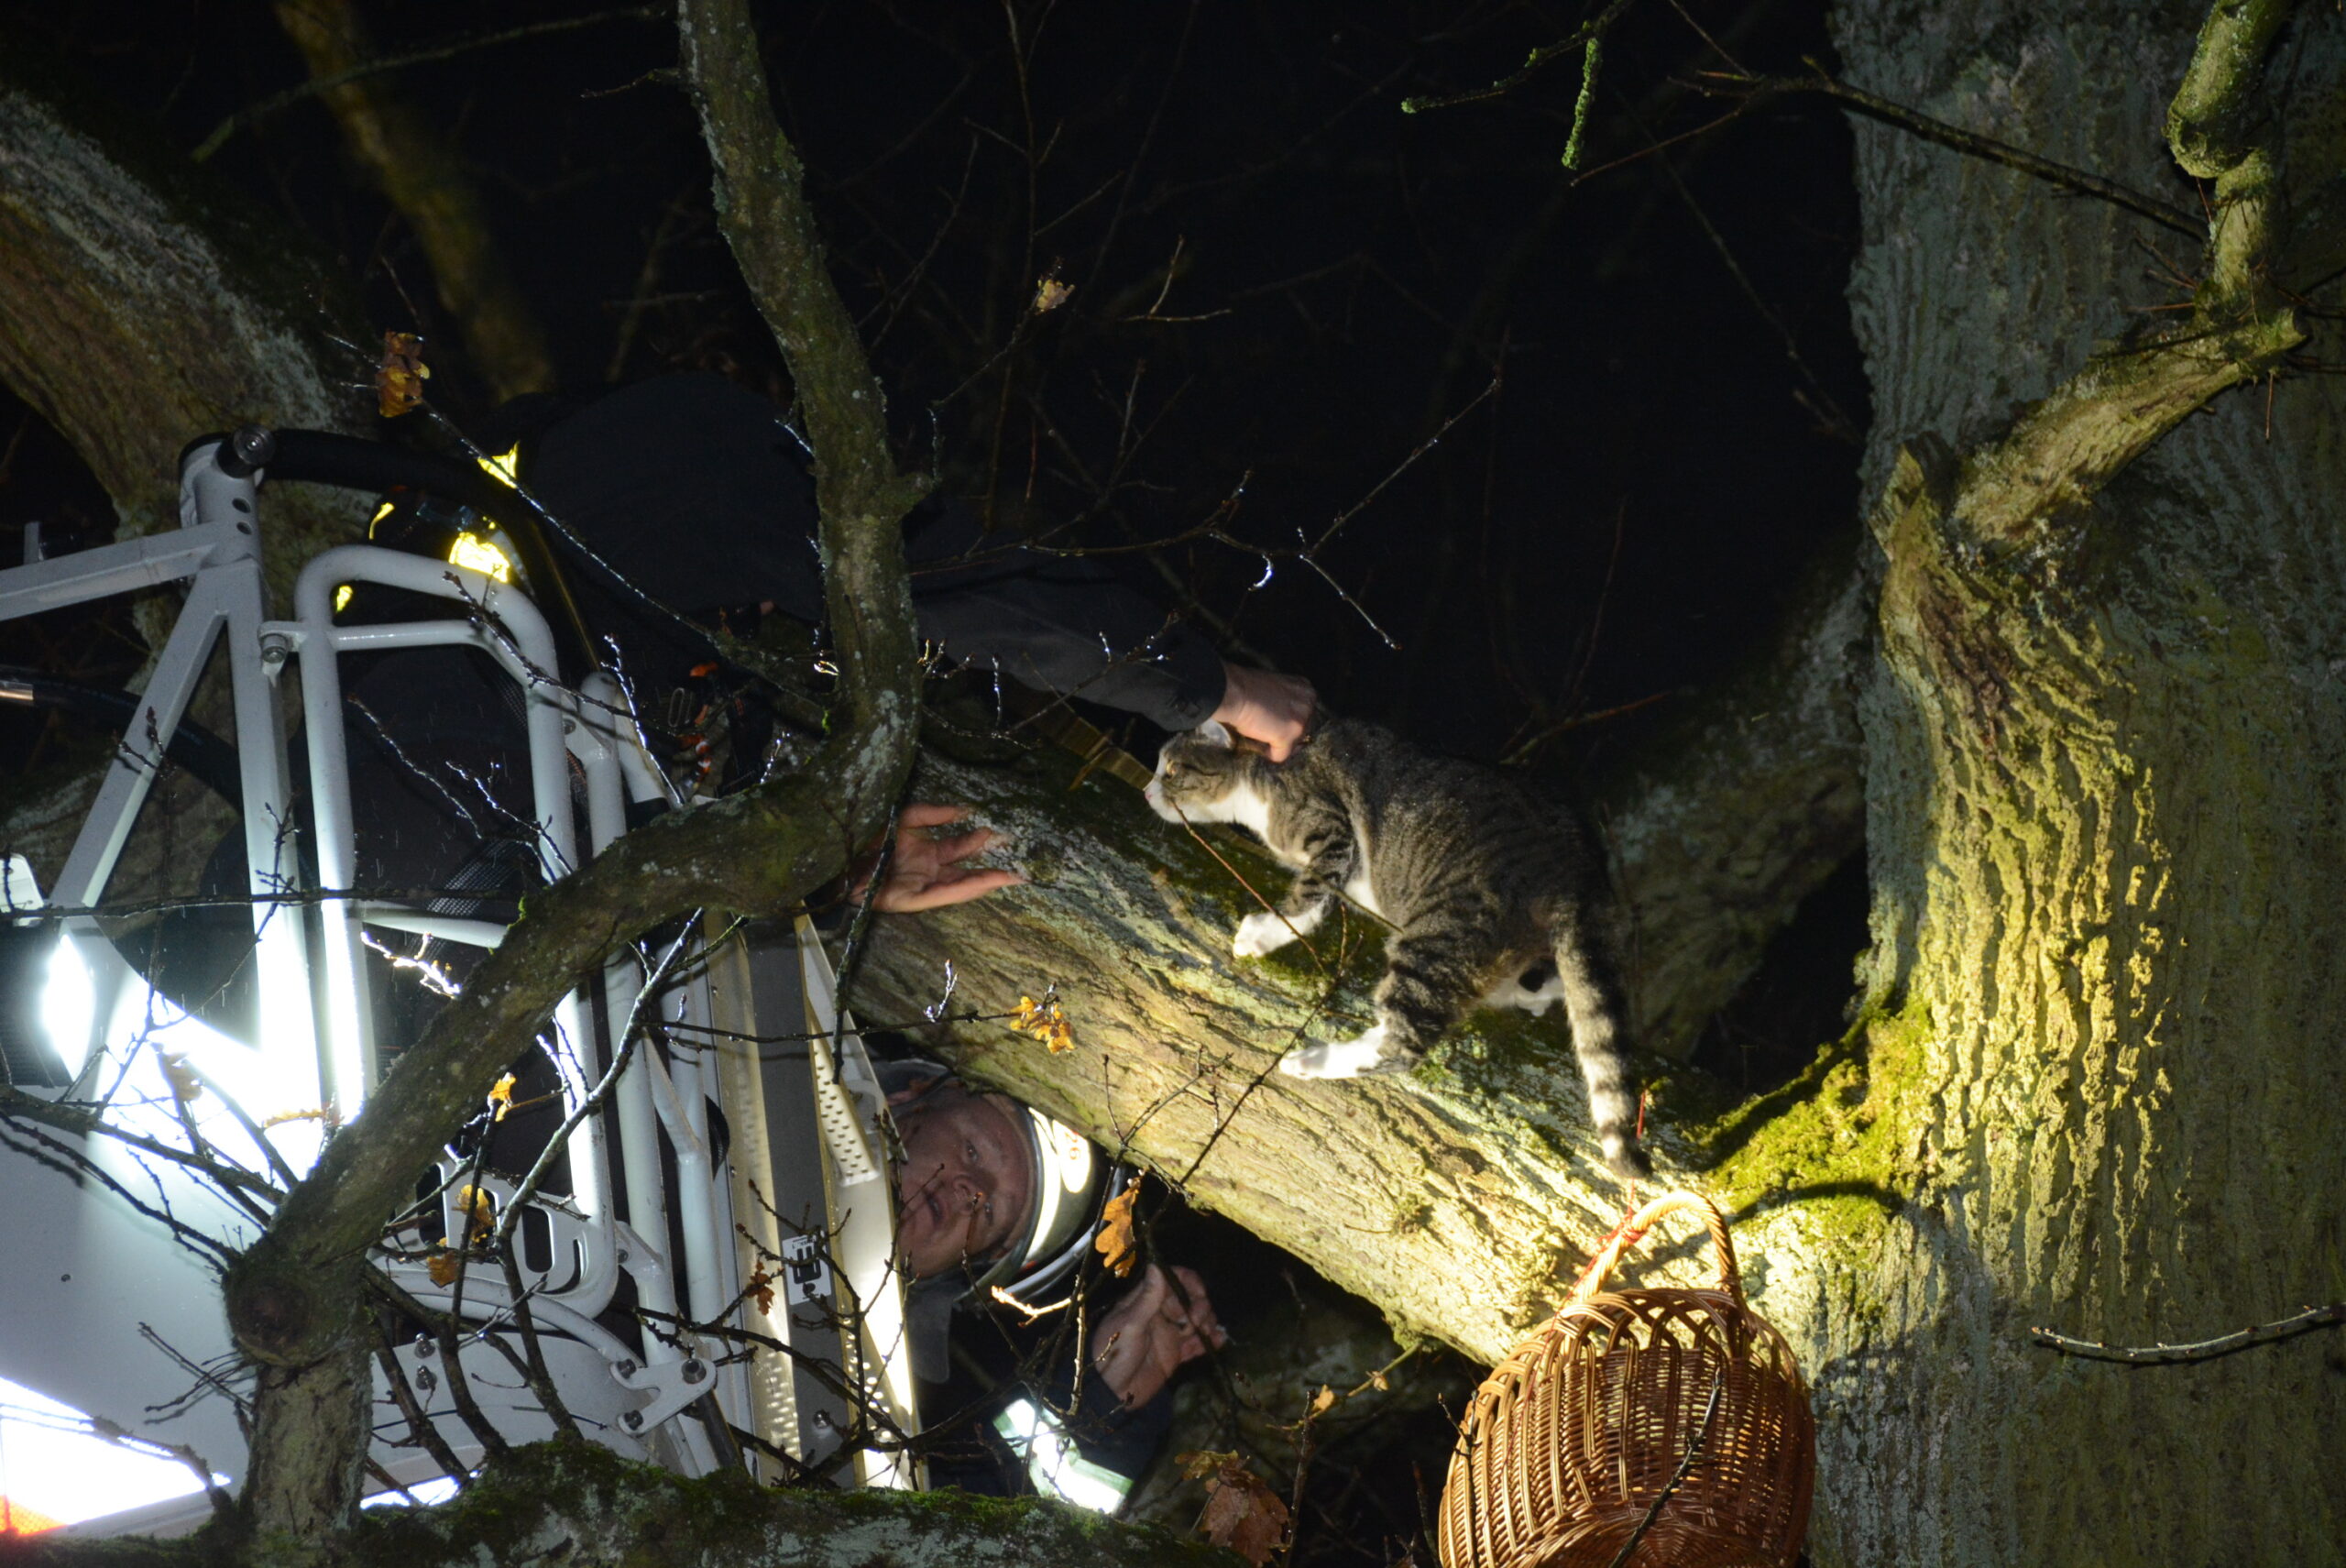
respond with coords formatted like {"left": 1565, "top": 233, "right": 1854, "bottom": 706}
{"left": 0, "top": 924, "right": 97, "bottom": 1089}
{"left": 42, "top": 933, "right": 101, "bottom": 1078}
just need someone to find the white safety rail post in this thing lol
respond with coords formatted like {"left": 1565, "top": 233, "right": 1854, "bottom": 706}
{"left": 0, "top": 439, "right": 324, "bottom": 1116}
{"left": 283, "top": 543, "right": 588, "bottom": 1122}
{"left": 575, "top": 672, "right": 688, "bottom": 1377}
{"left": 283, "top": 554, "right": 677, "bottom": 1327}
{"left": 795, "top": 919, "right": 922, "bottom": 1490}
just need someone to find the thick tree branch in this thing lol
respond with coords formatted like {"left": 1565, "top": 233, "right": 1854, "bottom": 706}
{"left": 1895, "top": 0, "right": 2304, "bottom": 558}
{"left": 675, "top": 0, "right": 931, "bottom": 739}
{"left": 218, "top": 5, "right": 932, "bottom": 1537}
{"left": 2167, "top": 0, "right": 2297, "bottom": 306}
{"left": 2166, "top": 0, "right": 2296, "bottom": 181}
{"left": 1594, "top": 528, "right": 1869, "bottom": 1061}
{"left": 859, "top": 746, "right": 1717, "bottom": 1367}
{"left": 269, "top": 0, "right": 556, "bottom": 402}
{"left": 13, "top": 1440, "right": 1244, "bottom": 1568}
{"left": 0, "top": 37, "right": 364, "bottom": 567}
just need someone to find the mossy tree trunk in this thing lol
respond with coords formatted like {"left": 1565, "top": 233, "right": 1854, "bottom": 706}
{"left": 865, "top": 6, "right": 2346, "bottom": 1566}
{"left": 1787, "top": 3, "right": 2346, "bottom": 1563}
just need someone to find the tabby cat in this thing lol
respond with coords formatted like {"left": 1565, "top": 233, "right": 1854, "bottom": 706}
{"left": 1146, "top": 718, "right": 1649, "bottom": 1179}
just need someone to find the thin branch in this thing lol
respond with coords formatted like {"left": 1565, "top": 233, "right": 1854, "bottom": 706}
{"left": 1400, "top": 0, "right": 1642, "bottom": 117}
{"left": 192, "top": 8, "right": 664, "bottom": 162}
{"left": 1721, "top": 70, "right": 2202, "bottom": 239}
{"left": 1603, "top": 1371, "right": 1724, "bottom": 1568}
{"left": 2029, "top": 1302, "right": 2346, "bottom": 1365}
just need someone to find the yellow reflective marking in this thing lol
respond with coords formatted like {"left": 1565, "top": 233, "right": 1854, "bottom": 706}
{"left": 477, "top": 444, "right": 521, "bottom": 488}
{"left": 447, "top": 531, "right": 513, "bottom": 582}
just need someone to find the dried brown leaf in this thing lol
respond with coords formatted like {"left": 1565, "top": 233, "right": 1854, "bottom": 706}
{"left": 454, "top": 1185, "right": 496, "bottom": 1246}
{"left": 1094, "top": 1182, "right": 1140, "bottom": 1277}
{"left": 376, "top": 331, "right": 430, "bottom": 418}
{"left": 1179, "top": 1450, "right": 1289, "bottom": 1566}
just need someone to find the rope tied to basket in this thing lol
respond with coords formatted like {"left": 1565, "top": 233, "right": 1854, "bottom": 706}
{"left": 1437, "top": 1191, "right": 1814, "bottom": 1568}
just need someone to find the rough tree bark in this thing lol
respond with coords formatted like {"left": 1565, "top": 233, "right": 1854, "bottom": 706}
{"left": 1795, "top": 2, "right": 2346, "bottom": 1563}
{"left": 859, "top": 5, "right": 2346, "bottom": 1566}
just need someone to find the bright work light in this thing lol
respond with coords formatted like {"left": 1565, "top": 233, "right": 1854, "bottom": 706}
{"left": 0, "top": 925, "right": 100, "bottom": 1090}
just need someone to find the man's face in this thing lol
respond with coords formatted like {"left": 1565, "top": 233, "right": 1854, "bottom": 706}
{"left": 892, "top": 1081, "right": 1036, "bottom": 1279}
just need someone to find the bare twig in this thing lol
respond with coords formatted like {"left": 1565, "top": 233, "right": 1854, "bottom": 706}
{"left": 192, "top": 7, "right": 663, "bottom": 162}
{"left": 2029, "top": 1302, "right": 2346, "bottom": 1365}
{"left": 1717, "top": 70, "right": 2202, "bottom": 239}
{"left": 1401, "top": 0, "right": 1642, "bottom": 118}
{"left": 1602, "top": 1370, "right": 1724, "bottom": 1568}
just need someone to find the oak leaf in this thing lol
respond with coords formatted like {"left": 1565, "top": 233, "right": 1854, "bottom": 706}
{"left": 488, "top": 1071, "right": 518, "bottom": 1122}
{"left": 376, "top": 331, "right": 430, "bottom": 418}
{"left": 1094, "top": 1181, "right": 1140, "bottom": 1277}
{"left": 1010, "top": 992, "right": 1075, "bottom": 1052}
{"left": 426, "top": 1249, "right": 463, "bottom": 1288}
{"left": 1177, "top": 1450, "right": 1289, "bottom": 1566}
{"left": 454, "top": 1185, "right": 496, "bottom": 1246}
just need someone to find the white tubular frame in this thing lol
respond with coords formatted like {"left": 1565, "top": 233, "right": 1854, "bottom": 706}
{"left": 0, "top": 434, "right": 809, "bottom": 1480}
{"left": 0, "top": 444, "right": 323, "bottom": 1112}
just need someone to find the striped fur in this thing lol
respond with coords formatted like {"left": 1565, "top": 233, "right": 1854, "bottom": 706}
{"left": 1146, "top": 718, "right": 1650, "bottom": 1180}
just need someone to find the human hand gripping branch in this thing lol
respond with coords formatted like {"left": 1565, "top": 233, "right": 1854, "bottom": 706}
{"left": 855, "top": 803, "right": 1025, "bottom": 913}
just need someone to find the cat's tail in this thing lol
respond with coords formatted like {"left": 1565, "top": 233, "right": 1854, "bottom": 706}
{"left": 1551, "top": 914, "right": 1650, "bottom": 1182}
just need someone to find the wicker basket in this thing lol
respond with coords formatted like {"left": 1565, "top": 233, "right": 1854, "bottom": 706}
{"left": 1436, "top": 1192, "right": 1814, "bottom": 1568}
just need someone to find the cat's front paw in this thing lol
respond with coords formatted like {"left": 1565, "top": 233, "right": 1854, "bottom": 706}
{"left": 1233, "top": 911, "right": 1293, "bottom": 958}
{"left": 1279, "top": 1025, "right": 1408, "bottom": 1080}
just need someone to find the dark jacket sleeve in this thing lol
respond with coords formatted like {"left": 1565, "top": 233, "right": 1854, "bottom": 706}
{"left": 903, "top": 499, "right": 1226, "bottom": 731}
{"left": 526, "top": 374, "right": 1226, "bottom": 730}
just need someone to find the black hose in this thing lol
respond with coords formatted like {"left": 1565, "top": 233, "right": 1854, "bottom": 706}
{"left": 186, "top": 427, "right": 598, "bottom": 674}
{"left": 0, "top": 668, "right": 244, "bottom": 806}
{"left": 265, "top": 430, "right": 599, "bottom": 674}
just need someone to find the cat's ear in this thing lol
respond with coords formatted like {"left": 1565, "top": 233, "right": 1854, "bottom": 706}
{"left": 1190, "top": 718, "right": 1235, "bottom": 749}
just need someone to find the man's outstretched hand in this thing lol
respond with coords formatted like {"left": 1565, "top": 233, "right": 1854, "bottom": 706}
{"left": 1091, "top": 1264, "right": 1225, "bottom": 1409}
{"left": 1211, "top": 663, "right": 1317, "bottom": 762}
{"left": 856, "top": 804, "right": 1024, "bottom": 913}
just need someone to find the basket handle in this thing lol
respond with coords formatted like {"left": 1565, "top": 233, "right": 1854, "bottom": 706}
{"left": 1570, "top": 1190, "right": 1742, "bottom": 1305}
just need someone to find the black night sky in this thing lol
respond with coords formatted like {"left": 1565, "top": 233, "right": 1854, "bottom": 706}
{"left": 3, "top": 0, "right": 1868, "bottom": 763}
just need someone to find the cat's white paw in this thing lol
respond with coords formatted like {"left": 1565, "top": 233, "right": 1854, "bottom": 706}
{"left": 1233, "top": 911, "right": 1292, "bottom": 958}
{"left": 1279, "top": 1025, "right": 1390, "bottom": 1080}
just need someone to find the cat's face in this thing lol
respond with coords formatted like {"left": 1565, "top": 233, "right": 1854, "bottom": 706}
{"left": 1146, "top": 720, "right": 1269, "bottom": 829}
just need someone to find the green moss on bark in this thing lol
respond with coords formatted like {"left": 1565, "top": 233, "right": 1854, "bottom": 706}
{"left": 1687, "top": 999, "right": 1927, "bottom": 1255}
{"left": 331, "top": 1441, "right": 1243, "bottom": 1568}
